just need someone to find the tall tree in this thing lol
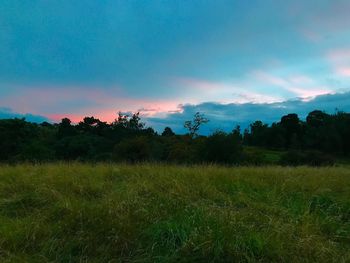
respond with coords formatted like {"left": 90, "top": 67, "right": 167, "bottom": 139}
{"left": 184, "top": 112, "right": 209, "bottom": 138}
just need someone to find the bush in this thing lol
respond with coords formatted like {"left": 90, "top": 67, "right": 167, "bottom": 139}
{"left": 167, "top": 141, "right": 196, "bottom": 163}
{"left": 113, "top": 136, "right": 151, "bottom": 162}
{"left": 204, "top": 131, "right": 242, "bottom": 164}
{"left": 304, "top": 151, "right": 335, "bottom": 166}
{"left": 93, "top": 153, "right": 113, "bottom": 162}
{"left": 242, "top": 150, "right": 265, "bottom": 165}
{"left": 19, "top": 141, "right": 55, "bottom": 162}
{"left": 280, "top": 150, "right": 334, "bottom": 166}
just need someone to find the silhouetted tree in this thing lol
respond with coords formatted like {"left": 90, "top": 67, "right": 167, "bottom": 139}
{"left": 57, "top": 118, "right": 76, "bottom": 138}
{"left": 280, "top": 113, "right": 301, "bottom": 148}
{"left": 306, "top": 110, "right": 329, "bottom": 127}
{"left": 129, "top": 112, "right": 145, "bottom": 130}
{"left": 162, "top": 127, "right": 175, "bottom": 136}
{"left": 184, "top": 112, "right": 209, "bottom": 138}
{"left": 246, "top": 121, "right": 268, "bottom": 146}
{"left": 112, "top": 112, "right": 144, "bottom": 131}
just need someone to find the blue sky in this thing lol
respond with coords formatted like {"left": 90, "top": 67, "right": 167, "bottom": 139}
{"left": 1, "top": 0, "right": 350, "bottom": 132}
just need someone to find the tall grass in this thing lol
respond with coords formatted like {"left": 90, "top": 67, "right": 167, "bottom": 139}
{"left": 0, "top": 163, "right": 350, "bottom": 262}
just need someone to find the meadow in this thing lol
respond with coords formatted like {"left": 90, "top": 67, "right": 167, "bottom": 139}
{"left": 0, "top": 164, "right": 350, "bottom": 262}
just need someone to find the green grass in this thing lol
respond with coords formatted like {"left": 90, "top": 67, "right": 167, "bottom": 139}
{"left": 0, "top": 164, "right": 350, "bottom": 262}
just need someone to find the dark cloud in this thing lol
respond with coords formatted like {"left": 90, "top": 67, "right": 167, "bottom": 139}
{"left": 146, "top": 92, "right": 350, "bottom": 134}
{"left": 0, "top": 108, "right": 49, "bottom": 123}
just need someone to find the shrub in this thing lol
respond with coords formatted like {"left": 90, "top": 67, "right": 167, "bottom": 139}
{"left": 304, "top": 151, "right": 335, "bottom": 166}
{"left": 167, "top": 141, "right": 196, "bottom": 163}
{"left": 242, "top": 150, "right": 265, "bottom": 165}
{"left": 280, "top": 150, "right": 334, "bottom": 166}
{"left": 113, "top": 136, "right": 151, "bottom": 162}
{"left": 204, "top": 131, "right": 242, "bottom": 164}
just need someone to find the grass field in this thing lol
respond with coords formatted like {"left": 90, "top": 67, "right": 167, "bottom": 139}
{"left": 0, "top": 164, "right": 350, "bottom": 262}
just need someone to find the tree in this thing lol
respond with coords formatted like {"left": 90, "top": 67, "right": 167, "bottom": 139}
{"left": 113, "top": 136, "right": 151, "bottom": 162}
{"left": 0, "top": 109, "right": 348, "bottom": 164}
{"left": 112, "top": 112, "right": 145, "bottom": 130}
{"left": 248, "top": 121, "right": 268, "bottom": 146}
{"left": 77, "top": 116, "right": 108, "bottom": 135}
{"left": 113, "top": 112, "right": 129, "bottom": 128}
{"left": 184, "top": 112, "right": 209, "bottom": 137}
{"left": 129, "top": 112, "right": 145, "bottom": 130}
{"left": 162, "top": 127, "right": 175, "bottom": 137}
{"left": 280, "top": 114, "right": 300, "bottom": 133}
{"left": 306, "top": 110, "right": 329, "bottom": 127}
{"left": 57, "top": 118, "right": 76, "bottom": 138}
{"left": 78, "top": 116, "right": 99, "bottom": 132}
{"left": 232, "top": 125, "right": 242, "bottom": 139}
{"left": 0, "top": 118, "right": 38, "bottom": 161}
{"left": 166, "top": 137, "right": 196, "bottom": 163}
{"left": 205, "top": 131, "right": 242, "bottom": 164}
{"left": 280, "top": 113, "right": 301, "bottom": 148}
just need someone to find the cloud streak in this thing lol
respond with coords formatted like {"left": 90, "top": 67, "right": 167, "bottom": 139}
{"left": 252, "top": 71, "right": 333, "bottom": 100}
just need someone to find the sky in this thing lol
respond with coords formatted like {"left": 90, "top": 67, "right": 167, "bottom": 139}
{"left": 1, "top": 0, "right": 350, "bottom": 133}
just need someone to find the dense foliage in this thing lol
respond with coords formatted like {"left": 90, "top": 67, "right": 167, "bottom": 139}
{"left": 0, "top": 110, "right": 349, "bottom": 165}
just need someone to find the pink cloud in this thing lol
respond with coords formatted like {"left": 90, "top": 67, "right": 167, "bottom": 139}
{"left": 252, "top": 71, "right": 333, "bottom": 99}
{"left": 286, "top": 87, "right": 333, "bottom": 101}
{"left": 253, "top": 71, "right": 314, "bottom": 88}
{"left": 0, "top": 85, "right": 183, "bottom": 123}
{"left": 180, "top": 71, "right": 338, "bottom": 106}
{"left": 336, "top": 67, "right": 350, "bottom": 77}
{"left": 45, "top": 105, "right": 182, "bottom": 123}
{"left": 46, "top": 98, "right": 182, "bottom": 123}
{"left": 328, "top": 49, "right": 350, "bottom": 60}
{"left": 47, "top": 113, "right": 85, "bottom": 123}
{"left": 0, "top": 85, "right": 120, "bottom": 114}
{"left": 176, "top": 76, "right": 283, "bottom": 103}
{"left": 327, "top": 49, "right": 350, "bottom": 78}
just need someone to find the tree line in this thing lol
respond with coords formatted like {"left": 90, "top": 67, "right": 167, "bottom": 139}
{"left": 0, "top": 110, "right": 349, "bottom": 165}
